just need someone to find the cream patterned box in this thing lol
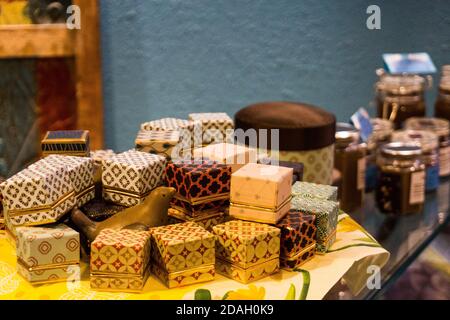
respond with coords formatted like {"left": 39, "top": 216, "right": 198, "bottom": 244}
{"left": 135, "top": 129, "right": 180, "bottom": 160}
{"left": 16, "top": 224, "right": 80, "bottom": 284}
{"left": 102, "top": 150, "right": 166, "bottom": 206}
{"left": 188, "top": 112, "right": 234, "bottom": 145}
{"left": 0, "top": 164, "right": 75, "bottom": 227}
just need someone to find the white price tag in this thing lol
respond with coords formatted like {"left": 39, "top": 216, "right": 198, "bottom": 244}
{"left": 409, "top": 171, "right": 425, "bottom": 205}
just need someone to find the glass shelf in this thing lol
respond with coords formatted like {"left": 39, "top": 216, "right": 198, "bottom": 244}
{"left": 324, "top": 179, "right": 450, "bottom": 300}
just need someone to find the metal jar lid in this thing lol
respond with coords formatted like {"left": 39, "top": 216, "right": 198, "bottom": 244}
{"left": 335, "top": 123, "right": 360, "bottom": 145}
{"left": 391, "top": 130, "right": 439, "bottom": 153}
{"left": 380, "top": 142, "right": 422, "bottom": 158}
{"left": 375, "top": 73, "right": 428, "bottom": 95}
{"left": 404, "top": 117, "right": 450, "bottom": 138}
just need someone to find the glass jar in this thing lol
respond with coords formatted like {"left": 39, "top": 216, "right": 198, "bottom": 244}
{"left": 365, "top": 118, "right": 394, "bottom": 192}
{"left": 376, "top": 142, "right": 425, "bottom": 215}
{"left": 404, "top": 117, "right": 450, "bottom": 178}
{"left": 435, "top": 76, "right": 450, "bottom": 122}
{"left": 391, "top": 130, "right": 439, "bottom": 192}
{"left": 334, "top": 123, "right": 367, "bottom": 212}
{"left": 375, "top": 71, "right": 429, "bottom": 129}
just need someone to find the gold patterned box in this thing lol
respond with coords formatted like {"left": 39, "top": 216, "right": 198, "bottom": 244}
{"left": 141, "top": 118, "right": 202, "bottom": 158}
{"left": 102, "top": 150, "right": 167, "bottom": 207}
{"left": 38, "top": 155, "right": 95, "bottom": 207}
{"left": 167, "top": 207, "right": 226, "bottom": 231}
{"left": 90, "top": 229, "right": 152, "bottom": 292}
{"left": 291, "top": 196, "right": 338, "bottom": 254}
{"left": 41, "top": 130, "right": 90, "bottom": 157}
{"left": 188, "top": 112, "right": 234, "bottom": 145}
{"left": 150, "top": 222, "right": 215, "bottom": 288}
{"left": 0, "top": 164, "right": 75, "bottom": 227}
{"left": 16, "top": 224, "right": 80, "bottom": 284}
{"left": 276, "top": 210, "right": 317, "bottom": 270}
{"left": 229, "top": 163, "right": 292, "bottom": 224}
{"left": 212, "top": 220, "right": 280, "bottom": 283}
{"left": 193, "top": 142, "right": 258, "bottom": 173}
{"left": 135, "top": 129, "right": 180, "bottom": 160}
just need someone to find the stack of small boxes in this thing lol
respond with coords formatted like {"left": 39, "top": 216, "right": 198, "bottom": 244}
{"left": 90, "top": 229, "right": 152, "bottom": 292}
{"left": 164, "top": 160, "right": 231, "bottom": 230}
{"left": 41, "top": 130, "right": 90, "bottom": 157}
{"left": 291, "top": 181, "right": 339, "bottom": 253}
{"left": 150, "top": 222, "right": 216, "bottom": 288}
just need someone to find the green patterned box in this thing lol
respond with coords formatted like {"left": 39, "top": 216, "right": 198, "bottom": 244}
{"left": 292, "top": 181, "right": 338, "bottom": 201}
{"left": 291, "top": 196, "right": 338, "bottom": 253}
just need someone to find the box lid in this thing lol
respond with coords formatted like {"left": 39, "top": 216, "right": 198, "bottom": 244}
{"left": 16, "top": 224, "right": 80, "bottom": 268}
{"left": 150, "top": 222, "right": 215, "bottom": 272}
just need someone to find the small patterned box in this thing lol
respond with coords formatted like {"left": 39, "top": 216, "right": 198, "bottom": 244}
{"left": 193, "top": 143, "right": 257, "bottom": 173}
{"left": 167, "top": 207, "right": 226, "bottom": 231}
{"left": 90, "top": 149, "right": 116, "bottom": 163}
{"left": 90, "top": 229, "right": 152, "bottom": 292}
{"left": 188, "top": 112, "right": 234, "bottom": 145}
{"left": 291, "top": 181, "right": 338, "bottom": 201}
{"left": 229, "top": 163, "right": 292, "bottom": 224}
{"left": 102, "top": 150, "right": 167, "bottom": 207}
{"left": 16, "top": 224, "right": 80, "bottom": 284}
{"left": 135, "top": 130, "right": 180, "bottom": 160}
{"left": 41, "top": 130, "right": 90, "bottom": 157}
{"left": 0, "top": 164, "right": 75, "bottom": 227}
{"left": 164, "top": 160, "right": 231, "bottom": 217}
{"left": 39, "top": 155, "right": 95, "bottom": 207}
{"left": 276, "top": 210, "right": 317, "bottom": 270}
{"left": 212, "top": 220, "right": 280, "bottom": 283}
{"left": 141, "top": 118, "right": 201, "bottom": 157}
{"left": 150, "top": 222, "right": 215, "bottom": 288}
{"left": 291, "top": 196, "right": 338, "bottom": 253}
{"left": 90, "top": 149, "right": 116, "bottom": 198}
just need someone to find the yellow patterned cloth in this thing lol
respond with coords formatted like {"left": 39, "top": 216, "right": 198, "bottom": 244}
{"left": 0, "top": 213, "right": 389, "bottom": 300}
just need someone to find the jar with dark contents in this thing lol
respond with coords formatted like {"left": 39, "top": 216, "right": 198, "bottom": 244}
{"left": 404, "top": 117, "right": 450, "bottom": 178}
{"left": 375, "top": 71, "right": 429, "bottom": 129}
{"left": 376, "top": 143, "right": 425, "bottom": 215}
{"left": 366, "top": 118, "right": 393, "bottom": 192}
{"left": 435, "top": 75, "right": 450, "bottom": 122}
{"left": 334, "top": 123, "right": 367, "bottom": 212}
{"left": 391, "top": 130, "right": 439, "bottom": 192}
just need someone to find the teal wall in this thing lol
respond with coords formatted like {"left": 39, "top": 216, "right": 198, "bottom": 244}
{"left": 99, "top": 0, "right": 450, "bottom": 151}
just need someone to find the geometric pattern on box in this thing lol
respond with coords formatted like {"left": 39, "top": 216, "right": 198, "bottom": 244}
{"left": 167, "top": 207, "right": 226, "bottom": 232}
{"left": 80, "top": 200, "right": 126, "bottom": 222}
{"left": 193, "top": 143, "right": 258, "bottom": 173}
{"left": 135, "top": 130, "right": 180, "bottom": 160}
{"left": 16, "top": 224, "right": 80, "bottom": 284}
{"left": 151, "top": 263, "right": 215, "bottom": 289}
{"left": 90, "top": 149, "right": 116, "bottom": 164}
{"left": 90, "top": 229, "right": 152, "bottom": 276}
{"left": 140, "top": 118, "right": 201, "bottom": 157}
{"left": 291, "top": 181, "right": 338, "bottom": 202}
{"left": 291, "top": 196, "right": 338, "bottom": 254}
{"left": 102, "top": 150, "right": 167, "bottom": 207}
{"left": 212, "top": 220, "right": 280, "bottom": 269}
{"left": 276, "top": 210, "right": 316, "bottom": 270}
{"left": 164, "top": 160, "right": 231, "bottom": 216}
{"left": 280, "top": 246, "right": 315, "bottom": 270}
{"left": 0, "top": 163, "right": 75, "bottom": 227}
{"left": 41, "top": 130, "right": 90, "bottom": 157}
{"left": 275, "top": 144, "right": 335, "bottom": 185}
{"left": 188, "top": 112, "right": 234, "bottom": 145}
{"left": 216, "top": 257, "right": 279, "bottom": 284}
{"left": 42, "top": 155, "right": 95, "bottom": 207}
{"left": 150, "top": 222, "right": 215, "bottom": 273}
{"left": 90, "top": 272, "right": 149, "bottom": 293}
{"left": 230, "top": 163, "right": 293, "bottom": 210}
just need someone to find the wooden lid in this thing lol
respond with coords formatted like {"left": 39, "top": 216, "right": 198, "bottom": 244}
{"left": 234, "top": 101, "right": 336, "bottom": 151}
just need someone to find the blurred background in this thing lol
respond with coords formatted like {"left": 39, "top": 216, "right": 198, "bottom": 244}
{"left": 0, "top": 0, "right": 449, "bottom": 299}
